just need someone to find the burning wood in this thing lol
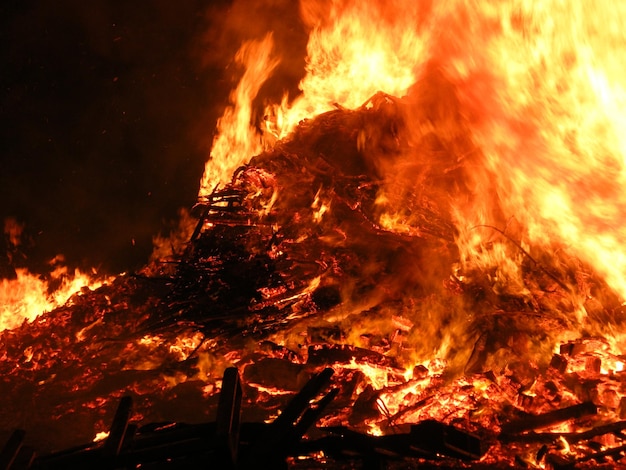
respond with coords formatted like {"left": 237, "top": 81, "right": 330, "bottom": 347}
{"left": 2, "top": 91, "right": 626, "bottom": 468}
{"left": 4, "top": 369, "right": 487, "bottom": 469}
{"left": 5, "top": 1, "right": 626, "bottom": 463}
{"left": 500, "top": 402, "right": 598, "bottom": 435}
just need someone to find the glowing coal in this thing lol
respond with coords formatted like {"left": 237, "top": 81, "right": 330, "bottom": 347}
{"left": 4, "top": 1, "right": 626, "bottom": 468}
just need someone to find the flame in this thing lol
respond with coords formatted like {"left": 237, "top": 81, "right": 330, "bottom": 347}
{"left": 203, "top": 1, "right": 626, "bottom": 356}
{"left": 7, "top": 0, "right": 626, "bottom": 456}
{"left": 199, "top": 33, "right": 280, "bottom": 195}
{"left": 1, "top": 218, "right": 110, "bottom": 332}
{"left": 433, "top": 1, "right": 626, "bottom": 302}
{"left": 0, "top": 264, "right": 109, "bottom": 332}
{"left": 268, "top": 0, "right": 428, "bottom": 138}
{"left": 189, "top": 9, "right": 626, "bottom": 451}
{"left": 311, "top": 187, "right": 331, "bottom": 223}
{"left": 202, "top": 0, "right": 429, "bottom": 191}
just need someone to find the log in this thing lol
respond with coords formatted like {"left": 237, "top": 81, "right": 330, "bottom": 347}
{"left": 500, "top": 401, "right": 597, "bottom": 435}
{"left": 273, "top": 367, "right": 334, "bottom": 430}
{"left": 0, "top": 429, "right": 25, "bottom": 470}
{"left": 501, "top": 419, "right": 626, "bottom": 444}
{"left": 410, "top": 420, "right": 484, "bottom": 460}
{"left": 293, "top": 387, "right": 339, "bottom": 437}
{"left": 238, "top": 368, "right": 335, "bottom": 469}
{"left": 215, "top": 367, "right": 242, "bottom": 468}
{"left": 102, "top": 396, "right": 133, "bottom": 458}
{"left": 549, "top": 442, "right": 626, "bottom": 469}
{"left": 300, "top": 422, "right": 485, "bottom": 463}
{"left": 307, "top": 344, "right": 399, "bottom": 368}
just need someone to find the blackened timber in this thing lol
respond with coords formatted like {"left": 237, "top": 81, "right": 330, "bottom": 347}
{"left": 27, "top": 417, "right": 489, "bottom": 469}
{"left": 300, "top": 423, "right": 485, "bottom": 463}
{"left": 293, "top": 387, "right": 340, "bottom": 437}
{"left": 215, "top": 367, "right": 242, "bottom": 468}
{"left": 500, "top": 401, "right": 597, "bottom": 435}
{"left": 297, "top": 430, "right": 408, "bottom": 462}
{"left": 410, "top": 420, "right": 484, "bottom": 460}
{"left": 239, "top": 368, "right": 335, "bottom": 469}
{"left": 0, "top": 429, "right": 25, "bottom": 470}
{"left": 273, "top": 367, "right": 334, "bottom": 430}
{"left": 549, "top": 442, "right": 626, "bottom": 469}
{"left": 501, "top": 419, "right": 626, "bottom": 444}
{"left": 102, "top": 396, "right": 133, "bottom": 458}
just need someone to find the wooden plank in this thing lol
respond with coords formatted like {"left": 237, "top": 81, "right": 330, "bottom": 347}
{"left": 102, "top": 396, "right": 133, "bottom": 458}
{"left": 410, "top": 420, "right": 484, "bottom": 460}
{"left": 215, "top": 367, "right": 242, "bottom": 467}
{"left": 0, "top": 429, "right": 25, "bottom": 470}
{"left": 500, "top": 401, "right": 597, "bottom": 435}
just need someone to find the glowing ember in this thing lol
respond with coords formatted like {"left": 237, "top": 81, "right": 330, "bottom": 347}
{"left": 6, "top": 1, "right": 626, "bottom": 467}
{"left": 92, "top": 431, "right": 109, "bottom": 443}
{"left": 0, "top": 264, "right": 109, "bottom": 331}
{"left": 202, "top": 0, "right": 626, "bottom": 340}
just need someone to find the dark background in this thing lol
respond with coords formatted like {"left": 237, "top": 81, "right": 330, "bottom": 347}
{"left": 0, "top": 0, "right": 307, "bottom": 275}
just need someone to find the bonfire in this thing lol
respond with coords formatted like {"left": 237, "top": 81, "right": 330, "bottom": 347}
{"left": 3, "top": 1, "right": 626, "bottom": 469}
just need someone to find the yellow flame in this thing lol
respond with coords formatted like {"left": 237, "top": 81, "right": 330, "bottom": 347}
{"left": 0, "top": 266, "right": 109, "bottom": 332}
{"left": 433, "top": 1, "right": 626, "bottom": 301}
{"left": 311, "top": 187, "right": 331, "bottom": 223}
{"left": 93, "top": 431, "right": 110, "bottom": 443}
{"left": 168, "top": 331, "right": 204, "bottom": 361}
{"left": 266, "top": 0, "right": 428, "bottom": 139}
{"left": 201, "top": 0, "right": 626, "bottom": 364}
{"left": 199, "top": 33, "right": 280, "bottom": 195}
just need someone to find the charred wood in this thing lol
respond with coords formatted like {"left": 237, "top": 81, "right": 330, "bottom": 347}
{"left": 549, "top": 442, "right": 626, "bottom": 469}
{"left": 501, "top": 419, "right": 626, "bottom": 445}
{"left": 102, "top": 396, "right": 133, "bottom": 458}
{"left": 215, "top": 367, "right": 242, "bottom": 468}
{"left": 239, "top": 368, "right": 335, "bottom": 469}
{"left": 500, "top": 401, "right": 598, "bottom": 435}
{"left": 0, "top": 429, "right": 25, "bottom": 470}
{"left": 307, "top": 344, "right": 400, "bottom": 369}
{"left": 410, "top": 420, "right": 484, "bottom": 461}
{"left": 299, "top": 421, "right": 485, "bottom": 463}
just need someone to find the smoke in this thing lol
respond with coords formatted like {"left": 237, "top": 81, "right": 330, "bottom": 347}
{"left": 197, "top": 0, "right": 308, "bottom": 104}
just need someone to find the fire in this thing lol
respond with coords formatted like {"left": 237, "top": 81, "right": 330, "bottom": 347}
{"left": 271, "top": 0, "right": 428, "bottom": 138}
{"left": 190, "top": 3, "right": 626, "bottom": 460}
{"left": 1, "top": 218, "right": 110, "bottom": 331}
{"left": 199, "top": 33, "right": 280, "bottom": 195}
{"left": 200, "top": 0, "right": 428, "bottom": 195}
{"left": 6, "top": 0, "right": 626, "bottom": 465}
{"left": 202, "top": 0, "right": 626, "bottom": 343}
{"left": 434, "top": 1, "right": 626, "bottom": 302}
{"left": 0, "top": 263, "right": 109, "bottom": 332}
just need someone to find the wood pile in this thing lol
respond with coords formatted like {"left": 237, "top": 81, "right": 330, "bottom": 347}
{"left": 2, "top": 92, "right": 626, "bottom": 468}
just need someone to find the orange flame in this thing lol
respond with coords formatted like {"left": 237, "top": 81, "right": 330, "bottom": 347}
{"left": 203, "top": 0, "right": 626, "bottom": 326}
{"left": 0, "top": 264, "right": 110, "bottom": 332}
{"left": 191, "top": 7, "right": 626, "bottom": 419}
{"left": 199, "top": 33, "right": 280, "bottom": 195}
{"left": 269, "top": 0, "right": 428, "bottom": 138}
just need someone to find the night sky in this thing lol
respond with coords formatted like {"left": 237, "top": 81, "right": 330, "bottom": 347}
{"left": 1, "top": 0, "right": 307, "bottom": 274}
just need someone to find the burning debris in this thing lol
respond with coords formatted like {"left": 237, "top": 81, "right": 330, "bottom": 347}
{"left": 4, "top": 1, "right": 626, "bottom": 468}
{"left": 2, "top": 89, "right": 626, "bottom": 469}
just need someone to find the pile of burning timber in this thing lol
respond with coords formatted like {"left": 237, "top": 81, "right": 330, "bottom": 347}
{"left": 3, "top": 92, "right": 626, "bottom": 468}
